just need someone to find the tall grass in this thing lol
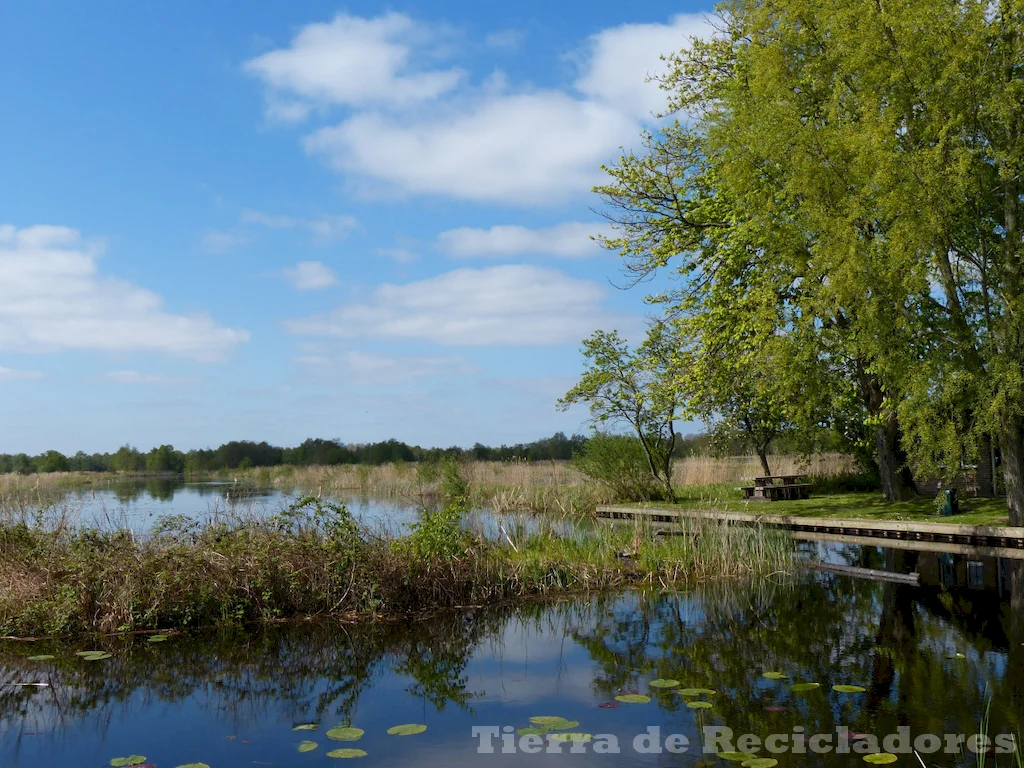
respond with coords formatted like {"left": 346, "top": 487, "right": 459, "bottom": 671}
{"left": 0, "top": 496, "right": 793, "bottom": 637}
{"left": 220, "top": 453, "right": 858, "bottom": 513}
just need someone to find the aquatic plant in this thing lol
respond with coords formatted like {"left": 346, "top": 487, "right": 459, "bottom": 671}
{"left": 0, "top": 495, "right": 793, "bottom": 636}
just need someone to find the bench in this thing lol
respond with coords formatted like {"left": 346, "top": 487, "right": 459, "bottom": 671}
{"left": 740, "top": 479, "right": 812, "bottom": 501}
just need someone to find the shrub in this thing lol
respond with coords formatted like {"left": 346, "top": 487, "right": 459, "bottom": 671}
{"left": 571, "top": 433, "right": 661, "bottom": 502}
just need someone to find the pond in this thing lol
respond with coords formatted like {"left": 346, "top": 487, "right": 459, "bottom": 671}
{"left": 26, "top": 477, "right": 417, "bottom": 533}
{"left": 2, "top": 550, "right": 1022, "bottom": 768}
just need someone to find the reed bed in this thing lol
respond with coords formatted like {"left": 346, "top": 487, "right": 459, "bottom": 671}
{"left": 0, "top": 496, "right": 793, "bottom": 637}
{"left": 224, "top": 453, "right": 858, "bottom": 514}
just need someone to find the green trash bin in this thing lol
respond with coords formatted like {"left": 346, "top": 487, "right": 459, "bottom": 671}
{"left": 939, "top": 488, "right": 959, "bottom": 516}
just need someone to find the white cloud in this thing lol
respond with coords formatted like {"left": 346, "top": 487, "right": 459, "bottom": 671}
{"left": 201, "top": 229, "right": 249, "bottom": 254}
{"left": 103, "top": 370, "right": 196, "bottom": 386}
{"left": 284, "top": 264, "right": 616, "bottom": 346}
{"left": 291, "top": 14, "right": 709, "bottom": 205}
{"left": 575, "top": 14, "right": 710, "bottom": 119}
{"left": 0, "top": 224, "right": 248, "bottom": 361}
{"left": 438, "top": 222, "right": 606, "bottom": 259}
{"left": 243, "top": 12, "right": 464, "bottom": 116}
{"left": 240, "top": 209, "right": 359, "bottom": 244}
{"left": 305, "top": 93, "right": 637, "bottom": 204}
{"left": 0, "top": 367, "right": 45, "bottom": 381}
{"left": 283, "top": 260, "right": 339, "bottom": 290}
{"left": 295, "top": 350, "right": 474, "bottom": 385}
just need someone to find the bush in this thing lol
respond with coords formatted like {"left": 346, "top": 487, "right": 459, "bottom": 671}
{"left": 571, "top": 433, "right": 661, "bottom": 502}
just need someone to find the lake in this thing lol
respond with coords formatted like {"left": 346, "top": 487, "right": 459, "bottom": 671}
{"left": 2, "top": 547, "right": 1023, "bottom": 767}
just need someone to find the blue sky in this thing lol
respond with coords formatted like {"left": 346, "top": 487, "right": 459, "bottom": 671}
{"left": 0, "top": 1, "right": 711, "bottom": 454}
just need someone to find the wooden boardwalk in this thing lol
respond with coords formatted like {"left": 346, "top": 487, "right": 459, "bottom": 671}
{"left": 595, "top": 504, "right": 1024, "bottom": 558}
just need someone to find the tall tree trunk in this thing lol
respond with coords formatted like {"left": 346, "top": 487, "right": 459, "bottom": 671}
{"left": 757, "top": 450, "right": 771, "bottom": 477}
{"left": 977, "top": 433, "right": 997, "bottom": 498}
{"left": 854, "top": 362, "right": 914, "bottom": 501}
{"left": 1001, "top": 418, "right": 1024, "bottom": 527}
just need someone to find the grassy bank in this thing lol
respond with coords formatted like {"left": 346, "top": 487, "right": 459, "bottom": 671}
{"left": 642, "top": 489, "right": 1011, "bottom": 526}
{"left": 0, "top": 496, "right": 792, "bottom": 638}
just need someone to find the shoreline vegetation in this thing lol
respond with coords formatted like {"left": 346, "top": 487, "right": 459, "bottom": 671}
{"left": 0, "top": 493, "right": 792, "bottom": 638}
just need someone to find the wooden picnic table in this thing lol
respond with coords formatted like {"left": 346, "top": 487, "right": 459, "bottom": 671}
{"left": 741, "top": 474, "right": 812, "bottom": 501}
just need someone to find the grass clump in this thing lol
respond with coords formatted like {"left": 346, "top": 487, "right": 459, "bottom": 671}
{"left": 0, "top": 496, "right": 792, "bottom": 637}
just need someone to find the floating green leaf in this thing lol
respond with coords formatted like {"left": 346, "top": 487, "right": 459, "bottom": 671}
{"left": 148, "top": 635, "right": 169, "bottom": 643}
{"left": 548, "top": 720, "right": 579, "bottom": 731}
{"left": 549, "top": 733, "right": 593, "bottom": 743}
{"left": 762, "top": 672, "right": 788, "bottom": 680}
{"left": 110, "top": 757, "right": 147, "bottom": 767}
{"left": 174, "top": 764, "right": 211, "bottom": 768}
{"left": 687, "top": 701, "right": 713, "bottom": 709}
{"left": 75, "top": 650, "right": 103, "bottom": 657}
{"left": 718, "top": 751, "right": 757, "bottom": 762}
{"left": 298, "top": 741, "right": 318, "bottom": 753}
{"left": 529, "top": 716, "right": 574, "bottom": 726}
{"left": 27, "top": 655, "right": 55, "bottom": 661}
{"left": 326, "top": 749, "right": 367, "bottom": 759}
{"left": 833, "top": 685, "right": 867, "bottom": 693}
{"left": 387, "top": 724, "right": 427, "bottom": 736}
{"left": 789, "top": 682, "right": 821, "bottom": 692}
{"left": 83, "top": 652, "right": 112, "bottom": 661}
{"left": 615, "top": 694, "right": 651, "bottom": 704}
{"left": 649, "top": 679, "right": 680, "bottom": 688}
{"left": 679, "top": 688, "right": 717, "bottom": 696}
{"left": 517, "top": 726, "right": 548, "bottom": 737}
{"left": 326, "top": 727, "right": 364, "bottom": 741}
{"left": 293, "top": 724, "right": 318, "bottom": 731}
{"left": 863, "top": 754, "right": 898, "bottom": 764}
{"left": 743, "top": 759, "right": 779, "bottom": 768}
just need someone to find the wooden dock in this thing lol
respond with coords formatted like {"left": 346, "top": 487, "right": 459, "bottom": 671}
{"left": 595, "top": 504, "right": 1024, "bottom": 557}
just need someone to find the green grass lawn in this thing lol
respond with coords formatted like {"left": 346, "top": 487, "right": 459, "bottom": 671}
{"left": 637, "top": 486, "right": 1012, "bottom": 526}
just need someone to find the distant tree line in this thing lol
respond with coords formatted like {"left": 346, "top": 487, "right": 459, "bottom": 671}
{"left": 0, "top": 432, "right": 599, "bottom": 475}
{"left": 0, "top": 428, "right": 856, "bottom": 477}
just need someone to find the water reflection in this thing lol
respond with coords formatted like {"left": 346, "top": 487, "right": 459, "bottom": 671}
{"left": 2, "top": 569, "right": 1021, "bottom": 767}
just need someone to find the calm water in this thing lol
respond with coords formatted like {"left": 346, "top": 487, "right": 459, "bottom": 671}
{"left": 35, "top": 478, "right": 452, "bottom": 533}
{"left": 3, "top": 554, "right": 1023, "bottom": 767}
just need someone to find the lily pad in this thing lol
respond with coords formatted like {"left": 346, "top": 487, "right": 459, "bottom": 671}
{"left": 148, "top": 635, "right": 169, "bottom": 643}
{"left": 863, "top": 754, "right": 898, "bottom": 765}
{"left": 27, "top": 655, "right": 55, "bottom": 661}
{"left": 718, "top": 752, "right": 757, "bottom": 762}
{"left": 833, "top": 684, "right": 867, "bottom": 693}
{"left": 298, "top": 741, "right": 318, "bottom": 753}
{"left": 387, "top": 724, "right": 427, "bottom": 736}
{"left": 174, "top": 764, "right": 211, "bottom": 768}
{"left": 75, "top": 650, "right": 105, "bottom": 657}
{"left": 649, "top": 678, "right": 680, "bottom": 688}
{"left": 615, "top": 694, "right": 651, "bottom": 704}
{"left": 789, "top": 682, "right": 821, "bottom": 692}
{"left": 743, "top": 759, "right": 779, "bottom": 768}
{"left": 529, "top": 716, "right": 575, "bottom": 727}
{"left": 83, "top": 652, "right": 113, "bottom": 661}
{"left": 679, "top": 688, "right": 717, "bottom": 696}
{"left": 548, "top": 720, "right": 579, "bottom": 731}
{"left": 517, "top": 726, "right": 548, "bottom": 736}
{"left": 549, "top": 733, "right": 593, "bottom": 743}
{"left": 110, "top": 757, "right": 147, "bottom": 767}
{"left": 326, "top": 749, "right": 367, "bottom": 759}
{"left": 687, "top": 701, "right": 713, "bottom": 709}
{"left": 762, "top": 672, "right": 788, "bottom": 680}
{"left": 326, "top": 727, "right": 364, "bottom": 741}
{"left": 949, "top": 652, "right": 966, "bottom": 659}
{"left": 293, "top": 724, "right": 318, "bottom": 731}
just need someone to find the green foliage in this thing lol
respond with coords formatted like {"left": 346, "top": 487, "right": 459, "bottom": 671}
{"left": 571, "top": 433, "right": 661, "bottom": 502}
{"left": 559, "top": 324, "right": 683, "bottom": 497}
{"left": 398, "top": 499, "right": 471, "bottom": 561}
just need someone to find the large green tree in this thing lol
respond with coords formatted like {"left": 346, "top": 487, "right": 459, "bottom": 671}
{"left": 599, "top": 0, "right": 1024, "bottom": 516}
